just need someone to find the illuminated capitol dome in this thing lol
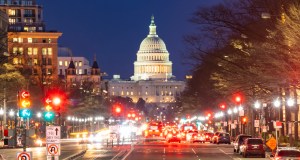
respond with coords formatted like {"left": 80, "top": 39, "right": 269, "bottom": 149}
{"left": 131, "top": 16, "right": 173, "bottom": 81}
{"left": 108, "top": 16, "right": 185, "bottom": 105}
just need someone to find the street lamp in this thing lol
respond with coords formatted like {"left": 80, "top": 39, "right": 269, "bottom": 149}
{"left": 287, "top": 98, "right": 295, "bottom": 107}
{"left": 273, "top": 98, "right": 281, "bottom": 108}
{"left": 9, "top": 109, "right": 14, "bottom": 117}
{"left": 37, "top": 112, "right": 41, "bottom": 118}
{"left": 254, "top": 101, "right": 261, "bottom": 109}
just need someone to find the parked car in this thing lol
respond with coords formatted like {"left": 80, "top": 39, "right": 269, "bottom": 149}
{"left": 216, "top": 133, "right": 231, "bottom": 144}
{"left": 241, "top": 138, "right": 265, "bottom": 158}
{"left": 204, "top": 132, "right": 214, "bottom": 143}
{"left": 271, "top": 147, "right": 300, "bottom": 160}
{"left": 233, "top": 134, "right": 252, "bottom": 153}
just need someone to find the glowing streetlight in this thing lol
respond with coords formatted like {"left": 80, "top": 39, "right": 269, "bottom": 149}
{"left": 0, "top": 108, "right": 3, "bottom": 115}
{"left": 37, "top": 112, "right": 42, "bottom": 118}
{"left": 287, "top": 98, "right": 295, "bottom": 107}
{"left": 254, "top": 101, "right": 261, "bottom": 109}
{"left": 273, "top": 98, "right": 281, "bottom": 108}
{"left": 9, "top": 109, "right": 14, "bottom": 117}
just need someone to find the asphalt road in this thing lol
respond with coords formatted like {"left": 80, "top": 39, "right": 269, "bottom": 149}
{"left": 0, "top": 139, "right": 88, "bottom": 160}
{"left": 123, "top": 141, "right": 269, "bottom": 160}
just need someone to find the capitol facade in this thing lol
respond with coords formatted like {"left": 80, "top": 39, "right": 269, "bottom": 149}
{"left": 107, "top": 16, "right": 185, "bottom": 106}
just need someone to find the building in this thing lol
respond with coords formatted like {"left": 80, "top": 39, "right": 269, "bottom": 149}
{"left": 0, "top": 9, "right": 8, "bottom": 57}
{"left": 0, "top": 0, "right": 62, "bottom": 86}
{"left": 108, "top": 16, "right": 185, "bottom": 106}
{"left": 57, "top": 48, "right": 101, "bottom": 95}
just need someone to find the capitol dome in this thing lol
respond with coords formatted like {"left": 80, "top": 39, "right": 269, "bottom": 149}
{"left": 131, "top": 16, "right": 173, "bottom": 81}
{"left": 139, "top": 36, "right": 167, "bottom": 53}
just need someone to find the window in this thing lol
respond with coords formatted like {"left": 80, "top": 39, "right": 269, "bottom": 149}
{"left": 13, "top": 58, "right": 21, "bottom": 64}
{"left": 59, "top": 61, "right": 63, "bottom": 66}
{"left": 42, "top": 58, "right": 46, "bottom": 65}
{"left": 27, "top": 48, "right": 32, "bottom": 55}
{"left": 33, "top": 38, "right": 38, "bottom": 43}
{"left": 8, "top": 9, "right": 16, "bottom": 16}
{"left": 48, "top": 38, "right": 51, "bottom": 43}
{"left": 47, "top": 48, "right": 52, "bottom": 55}
{"left": 33, "top": 48, "right": 38, "bottom": 55}
{"left": 78, "top": 61, "right": 82, "bottom": 66}
{"left": 28, "top": 38, "right": 32, "bottom": 43}
{"left": 47, "top": 69, "right": 52, "bottom": 75}
{"left": 42, "top": 48, "right": 47, "bottom": 55}
{"left": 33, "top": 69, "right": 37, "bottom": 75}
{"left": 18, "top": 38, "right": 23, "bottom": 43}
{"left": 13, "top": 47, "right": 18, "bottom": 54}
{"left": 64, "top": 61, "right": 68, "bottom": 67}
{"left": 42, "top": 39, "right": 46, "bottom": 43}
{"left": 9, "top": 18, "right": 16, "bottom": 24}
{"left": 13, "top": 38, "right": 18, "bottom": 42}
{"left": 75, "top": 61, "right": 78, "bottom": 66}
{"left": 59, "top": 69, "right": 62, "bottom": 75}
{"left": 78, "top": 69, "right": 82, "bottom": 74}
{"left": 84, "top": 69, "right": 87, "bottom": 74}
{"left": 48, "top": 58, "right": 52, "bottom": 65}
{"left": 33, "top": 58, "right": 38, "bottom": 65}
{"left": 13, "top": 47, "right": 23, "bottom": 54}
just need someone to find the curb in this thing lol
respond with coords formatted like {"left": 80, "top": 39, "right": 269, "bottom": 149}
{"left": 63, "top": 150, "right": 87, "bottom": 160}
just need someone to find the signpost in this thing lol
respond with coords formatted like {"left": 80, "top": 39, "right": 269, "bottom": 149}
{"left": 17, "top": 151, "right": 32, "bottom": 160}
{"left": 46, "top": 126, "right": 61, "bottom": 159}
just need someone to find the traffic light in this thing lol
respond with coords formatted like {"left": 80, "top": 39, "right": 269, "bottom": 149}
{"left": 19, "top": 91, "right": 31, "bottom": 108}
{"left": 43, "top": 111, "right": 55, "bottom": 122}
{"left": 242, "top": 117, "right": 247, "bottom": 124}
{"left": 115, "top": 106, "right": 121, "bottom": 113}
{"left": 219, "top": 103, "right": 226, "bottom": 110}
{"left": 19, "top": 91, "right": 32, "bottom": 118}
{"left": 19, "top": 109, "right": 32, "bottom": 119}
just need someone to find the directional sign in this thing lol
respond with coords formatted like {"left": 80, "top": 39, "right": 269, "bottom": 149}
{"left": 47, "top": 143, "right": 60, "bottom": 156}
{"left": 17, "top": 151, "right": 32, "bottom": 160}
{"left": 45, "top": 98, "right": 52, "bottom": 104}
{"left": 266, "top": 137, "right": 277, "bottom": 151}
{"left": 46, "top": 126, "right": 61, "bottom": 144}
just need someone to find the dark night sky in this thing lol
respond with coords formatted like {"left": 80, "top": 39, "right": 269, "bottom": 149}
{"left": 38, "top": 0, "right": 223, "bottom": 80}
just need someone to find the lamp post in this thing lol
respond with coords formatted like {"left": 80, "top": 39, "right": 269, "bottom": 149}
{"left": 0, "top": 108, "right": 3, "bottom": 138}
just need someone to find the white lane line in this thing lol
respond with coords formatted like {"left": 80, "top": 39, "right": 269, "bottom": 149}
{"left": 121, "top": 147, "right": 134, "bottom": 160}
{"left": 192, "top": 148, "right": 197, "bottom": 154}
{"left": 219, "top": 148, "right": 237, "bottom": 159}
{"left": 111, "top": 150, "right": 124, "bottom": 160}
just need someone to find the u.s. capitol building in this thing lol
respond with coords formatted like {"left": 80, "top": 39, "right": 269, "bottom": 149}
{"left": 107, "top": 16, "right": 185, "bottom": 107}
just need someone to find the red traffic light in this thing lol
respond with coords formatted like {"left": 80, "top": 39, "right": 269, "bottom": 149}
{"left": 219, "top": 103, "right": 226, "bottom": 110}
{"left": 21, "top": 91, "right": 30, "bottom": 99}
{"left": 115, "top": 107, "right": 121, "bottom": 113}
{"left": 52, "top": 97, "right": 61, "bottom": 106}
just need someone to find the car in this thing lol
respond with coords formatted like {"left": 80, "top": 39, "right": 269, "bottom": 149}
{"left": 204, "top": 132, "right": 214, "bottom": 143}
{"left": 241, "top": 138, "right": 265, "bottom": 158}
{"left": 271, "top": 147, "right": 300, "bottom": 160}
{"left": 216, "top": 133, "right": 231, "bottom": 144}
{"left": 233, "top": 134, "right": 252, "bottom": 153}
{"left": 191, "top": 133, "right": 205, "bottom": 143}
{"left": 212, "top": 132, "right": 225, "bottom": 144}
{"left": 186, "top": 130, "right": 198, "bottom": 142}
{"left": 166, "top": 129, "right": 181, "bottom": 143}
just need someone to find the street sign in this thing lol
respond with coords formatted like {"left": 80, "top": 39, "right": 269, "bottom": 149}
{"left": 254, "top": 120, "right": 260, "bottom": 127}
{"left": 273, "top": 121, "right": 282, "bottom": 129}
{"left": 46, "top": 126, "right": 61, "bottom": 144}
{"left": 47, "top": 143, "right": 61, "bottom": 156}
{"left": 17, "top": 151, "right": 32, "bottom": 160}
{"left": 266, "top": 137, "right": 277, "bottom": 151}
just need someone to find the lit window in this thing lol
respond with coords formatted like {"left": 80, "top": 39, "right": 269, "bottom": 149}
{"left": 13, "top": 47, "right": 18, "bottom": 54}
{"left": 9, "top": 18, "right": 16, "bottom": 24}
{"left": 18, "top": 38, "right": 23, "bottom": 43}
{"left": 48, "top": 39, "right": 51, "bottom": 43}
{"left": 8, "top": 9, "right": 16, "bottom": 16}
{"left": 48, "top": 48, "right": 52, "bottom": 55}
{"left": 13, "top": 58, "right": 21, "bottom": 64}
{"left": 78, "top": 69, "right": 82, "bottom": 74}
{"left": 112, "top": 92, "right": 115, "bottom": 96}
{"left": 24, "top": 27, "right": 28, "bottom": 31}
{"left": 13, "top": 38, "right": 18, "bottom": 42}
{"left": 79, "top": 61, "right": 82, "bottom": 66}
{"left": 126, "top": 92, "right": 129, "bottom": 95}
{"left": 131, "top": 92, "right": 133, "bottom": 95}
{"left": 145, "top": 92, "right": 148, "bottom": 95}
{"left": 121, "top": 91, "right": 124, "bottom": 96}
{"left": 27, "top": 48, "right": 32, "bottom": 55}
{"left": 28, "top": 38, "right": 32, "bottom": 43}
{"left": 33, "top": 59, "right": 38, "bottom": 65}
{"left": 33, "top": 48, "right": 38, "bottom": 55}
{"left": 42, "top": 48, "right": 47, "bottom": 55}
{"left": 64, "top": 61, "right": 68, "bottom": 66}
{"left": 59, "top": 61, "right": 63, "bottom": 66}
{"left": 19, "top": 48, "right": 23, "bottom": 54}
{"left": 75, "top": 61, "right": 78, "bottom": 66}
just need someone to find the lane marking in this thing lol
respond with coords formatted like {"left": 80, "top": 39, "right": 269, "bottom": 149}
{"left": 111, "top": 150, "right": 124, "bottom": 160}
{"left": 121, "top": 147, "right": 134, "bottom": 160}
{"left": 219, "top": 148, "right": 236, "bottom": 159}
{"left": 192, "top": 148, "right": 197, "bottom": 154}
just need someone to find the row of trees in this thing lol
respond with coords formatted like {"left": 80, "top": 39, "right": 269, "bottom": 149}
{"left": 183, "top": 0, "right": 300, "bottom": 111}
